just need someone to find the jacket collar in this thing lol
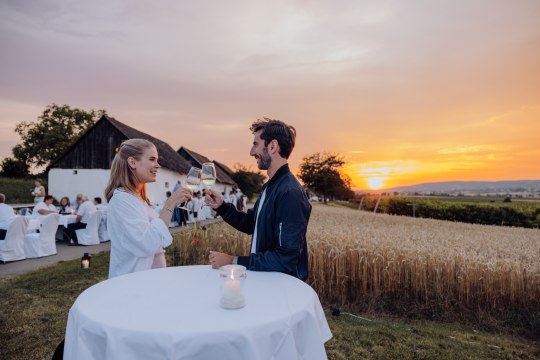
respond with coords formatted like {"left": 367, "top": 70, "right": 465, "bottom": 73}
{"left": 262, "top": 163, "right": 290, "bottom": 191}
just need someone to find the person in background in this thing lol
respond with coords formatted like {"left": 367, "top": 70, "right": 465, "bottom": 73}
{"left": 65, "top": 195, "right": 96, "bottom": 245}
{"left": 206, "top": 118, "right": 311, "bottom": 281}
{"left": 74, "top": 194, "right": 84, "bottom": 211}
{"left": 0, "top": 193, "right": 15, "bottom": 240}
{"left": 31, "top": 178, "right": 46, "bottom": 204}
{"left": 32, "top": 195, "right": 58, "bottom": 220}
{"left": 58, "top": 197, "right": 73, "bottom": 215}
{"left": 104, "top": 138, "right": 192, "bottom": 278}
{"left": 94, "top": 197, "right": 107, "bottom": 211}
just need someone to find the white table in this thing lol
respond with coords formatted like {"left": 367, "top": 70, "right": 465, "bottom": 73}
{"left": 64, "top": 266, "right": 332, "bottom": 360}
{"left": 26, "top": 214, "right": 77, "bottom": 233}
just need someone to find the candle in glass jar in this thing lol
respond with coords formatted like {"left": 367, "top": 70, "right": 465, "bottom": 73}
{"left": 223, "top": 279, "right": 241, "bottom": 299}
{"left": 82, "top": 259, "right": 90, "bottom": 269}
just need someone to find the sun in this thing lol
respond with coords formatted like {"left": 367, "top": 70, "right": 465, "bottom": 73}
{"left": 366, "top": 177, "right": 385, "bottom": 190}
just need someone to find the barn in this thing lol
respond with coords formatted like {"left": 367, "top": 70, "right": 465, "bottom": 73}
{"left": 177, "top": 147, "right": 237, "bottom": 195}
{"left": 47, "top": 115, "right": 193, "bottom": 205}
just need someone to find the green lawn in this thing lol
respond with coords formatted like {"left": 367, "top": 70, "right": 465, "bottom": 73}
{"left": 1, "top": 252, "right": 538, "bottom": 360}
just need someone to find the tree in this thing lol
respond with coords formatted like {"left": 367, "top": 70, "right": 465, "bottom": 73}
{"left": 232, "top": 164, "right": 266, "bottom": 200}
{"left": 12, "top": 104, "right": 106, "bottom": 171}
{"left": 298, "top": 152, "right": 353, "bottom": 203}
{"left": 0, "top": 157, "right": 29, "bottom": 178}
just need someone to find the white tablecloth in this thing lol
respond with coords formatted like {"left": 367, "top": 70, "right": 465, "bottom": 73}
{"left": 27, "top": 215, "right": 77, "bottom": 232}
{"left": 64, "top": 266, "right": 332, "bottom": 360}
{"left": 59, "top": 215, "right": 77, "bottom": 227}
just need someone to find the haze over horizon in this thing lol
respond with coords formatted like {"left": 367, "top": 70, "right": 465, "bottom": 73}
{"left": 1, "top": 1, "right": 539, "bottom": 190}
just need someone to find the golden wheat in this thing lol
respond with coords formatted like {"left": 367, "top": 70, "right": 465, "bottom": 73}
{"left": 168, "top": 204, "right": 540, "bottom": 322}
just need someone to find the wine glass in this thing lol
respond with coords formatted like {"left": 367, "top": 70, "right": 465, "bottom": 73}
{"left": 201, "top": 162, "right": 217, "bottom": 187}
{"left": 178, "top": 167, "right": 201, "bottom": 210}
{"left": 185, "top": 167, "right": 202, "bottom": 190}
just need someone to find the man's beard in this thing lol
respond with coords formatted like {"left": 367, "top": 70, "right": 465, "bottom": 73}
{"left": 257, "top": 148, "right": 272, "bottom": 170}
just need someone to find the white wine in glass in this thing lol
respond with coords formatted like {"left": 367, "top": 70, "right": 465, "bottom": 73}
{"left": 178, "top": 167, "right": 201, "bottom": 211}
{"left": 185, "top": 167, "right": 202, "bottom": 190}
{"left": 201, "top": 162, "right": 217, "bottom": 187}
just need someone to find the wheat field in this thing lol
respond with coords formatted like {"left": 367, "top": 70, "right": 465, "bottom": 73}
{"left": 169, "top": 203, "right": 540, "bottom": 330}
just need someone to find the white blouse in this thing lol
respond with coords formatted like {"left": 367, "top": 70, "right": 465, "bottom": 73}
{"left": 107, "top": 189, "right": 172, "bottom": 279}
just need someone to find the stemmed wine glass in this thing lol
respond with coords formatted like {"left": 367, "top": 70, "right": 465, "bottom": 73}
{"left": 178, "top": 167, "right": 201, "bottom": 210}
{"left": 201, "top": 162, "right": 217, "bottom": 187}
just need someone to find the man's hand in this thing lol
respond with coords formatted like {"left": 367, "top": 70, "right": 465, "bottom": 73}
{"left": 205, "top": 189, "right": 224, "bottom": 209}
{"left": 209, "top": 251, "right": 233, "bottom": 269}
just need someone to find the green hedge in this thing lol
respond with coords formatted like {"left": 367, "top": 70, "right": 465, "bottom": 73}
{"left": 0, "top": 177, "right": 48, "bottom": 203}
{"left": 352, "top": 196, "right": 540, "bottom": 228}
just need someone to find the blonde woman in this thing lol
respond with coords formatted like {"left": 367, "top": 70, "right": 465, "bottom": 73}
{"left": 105, "top": 139, "right": 192, "bottom": 278}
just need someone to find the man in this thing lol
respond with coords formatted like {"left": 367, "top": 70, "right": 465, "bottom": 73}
{"left": 206, "top": 118, "right": 312, "bottom": 281}
{"left": 74, "top": 193, "right": 84, "bottom": 210}
{"left": 0, "top": 193, "right": 15, "bottom": 240}
{"left": 32, "top": 195, "right": 58, "bottom": 220}
{"left": 94, "top": 197, "right": 107, "bottom": 211}
{"left": 65, "top": 195, "right": 96, "bottom": 244}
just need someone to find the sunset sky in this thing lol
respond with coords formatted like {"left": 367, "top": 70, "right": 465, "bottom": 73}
{"left": 1, "top": 1, "right": 539, "bottom": 190}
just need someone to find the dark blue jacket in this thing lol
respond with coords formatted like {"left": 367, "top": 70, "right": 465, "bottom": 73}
{"left": 216, "top": 164, "right": 311, "bottom": 281}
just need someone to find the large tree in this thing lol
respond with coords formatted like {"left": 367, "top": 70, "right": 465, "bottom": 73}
{"left": 0, "top": 157, "right": 29, "bottom": 178}
{"left": 12, "top": 104, "right": 106, "bottom": 171}
{"left": 298, "top": 152, "right": 353, "bottom": 203}
{"left": 232, "top": 164, "right": 266, "bottom": 200}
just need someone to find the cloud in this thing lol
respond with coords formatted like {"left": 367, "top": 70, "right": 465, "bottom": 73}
{"left": 437, "top": 145, "right": 507, "bottom": 155}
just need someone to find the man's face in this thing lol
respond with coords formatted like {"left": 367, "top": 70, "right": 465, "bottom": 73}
{"left": 250, "top": 130, "right": 271, "bottom": 170}
{"left": 45, "top": 198, "right": 53, "bottom": 205}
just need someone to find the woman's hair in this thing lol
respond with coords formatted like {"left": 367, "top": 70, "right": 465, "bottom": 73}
{"left": 60, "top": 196, "right": 70, "bottom": 206}
{"left": 104, "top": 138, "right": 156, "bottom": 204}
{"left": 35, "top": 178, "right": 43, "bottom": 185}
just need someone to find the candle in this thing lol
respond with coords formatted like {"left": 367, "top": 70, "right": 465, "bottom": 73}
{"left": 223, "top": 279, "right": 241, "bottom": 299}
{"left": 82, "top": 259, "right": 90, "bottom": 269}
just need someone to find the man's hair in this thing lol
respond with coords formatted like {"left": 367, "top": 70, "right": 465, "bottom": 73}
{"left": 44, "top": 195, "right": 54, "bottom": 202}
{"left": 250, "top": 118, "right": 296, "bottom": 159}
{"left": 94, "top": 197, "right": 102, "bottom": 204}
{"left": 0, "top": 193, "right": 5, "bottom": 203}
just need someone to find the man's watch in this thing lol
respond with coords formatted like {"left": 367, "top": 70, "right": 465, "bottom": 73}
{"left": 232, "top": 256, "right": 238, "bottom": 265}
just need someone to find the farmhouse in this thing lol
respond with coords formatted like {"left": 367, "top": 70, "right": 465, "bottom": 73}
{"left": 48, "top": 115, "right": 235, "bottom": 204}
{"left": 177, "top": 146, "right": 236, "bottom": 195}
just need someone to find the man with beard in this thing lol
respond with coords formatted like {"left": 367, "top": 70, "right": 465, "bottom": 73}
{"left": 205, "top": 118, "right": 311, "bottom": 281}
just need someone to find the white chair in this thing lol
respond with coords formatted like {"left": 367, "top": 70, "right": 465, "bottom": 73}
{"left": 24, "top": 213, "right": 59, "bottom": 259}
{"left": 76, "top": 211, "right": 101, "bottom": 246}
{"left": 97, "top": 209, "right": 110, "bottom": 242}
{"left": 0, "top": 216, "right": 30, "bottom": 263}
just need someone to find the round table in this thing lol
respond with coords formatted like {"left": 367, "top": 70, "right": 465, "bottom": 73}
{"left": 64, "top": 266, "right": 332, "bottom": 359}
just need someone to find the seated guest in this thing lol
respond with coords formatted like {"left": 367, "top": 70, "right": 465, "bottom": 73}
{"left": 58, "top": 197, "right": 73, "bottom": 215}
{"left": 74, "top": 193, "right": 84, "bottom": 211}
{"left": 65, "top": 195, "right": 96, "bottom": 244}
{"left": 32, "top": 195, "right": 58, "bottom": 220}
{"left": 94, "top": 197, "right": 107, "bottom": 211}
{"left": 0, "top": 193, "right": 16, "bottom": 240}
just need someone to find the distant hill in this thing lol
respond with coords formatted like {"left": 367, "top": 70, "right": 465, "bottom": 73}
{"left": 384, "top": 180, "right": 540, "bottom": 194}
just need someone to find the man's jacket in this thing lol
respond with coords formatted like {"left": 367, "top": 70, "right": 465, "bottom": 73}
{"left": 216, "top": 164, "right": 312, "bottom": 281}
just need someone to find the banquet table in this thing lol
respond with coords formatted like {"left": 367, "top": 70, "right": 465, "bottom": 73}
{"left": 26, "top": 214, "right": 77, "bottom": 233}
{"left": 64, "top": 265, "right": 332, "bottom": 360}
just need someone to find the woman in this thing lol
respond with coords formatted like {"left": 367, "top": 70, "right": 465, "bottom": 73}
{"left": 104, "top": 139, "right": 192, "bottom": 278}
{"left": 58, "top": 197, "right": 72, "bottom": 215}
{"left": 31, "top": 179, "right": 46, "bottom": 204}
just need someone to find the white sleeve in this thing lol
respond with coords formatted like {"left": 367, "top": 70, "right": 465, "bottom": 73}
{"left": 78, "top": 203, "right": 87, "bottom": 218}
{"left": 108, "top": 193, "right": 172, "bottom": 258}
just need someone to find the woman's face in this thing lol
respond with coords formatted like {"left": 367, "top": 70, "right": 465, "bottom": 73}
{"left": 61, "top": 198, "right": 68, "bottom": 206}
{"left": 34, "top": 180, "right": 40, "bottom": 187}
{"left": 131, "top": 146, "right": 160, "bottom": 184}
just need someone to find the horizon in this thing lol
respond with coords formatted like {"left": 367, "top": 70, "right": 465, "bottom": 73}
{"left": 1, "top": 1, "right": 539, "bottom": 191}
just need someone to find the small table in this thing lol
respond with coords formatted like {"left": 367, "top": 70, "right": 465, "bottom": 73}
{"left": 64, "top": 266, "right": 332, "bottom": 359}
{"left": 26, "top": 215, "right": 77, "bottom": 233}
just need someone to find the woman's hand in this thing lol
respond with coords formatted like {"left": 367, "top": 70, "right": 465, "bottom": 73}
{"left": 168, "top": 188, "right": 193, "bottom": 207}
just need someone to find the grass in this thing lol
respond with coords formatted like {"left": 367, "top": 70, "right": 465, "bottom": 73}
{"left": 1, "top": 251, "right": 539, "bottom": 360}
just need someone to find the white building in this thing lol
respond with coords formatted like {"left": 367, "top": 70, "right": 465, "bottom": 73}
{"left": 48, "top": 115, "right": 193, "bottom": 205}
